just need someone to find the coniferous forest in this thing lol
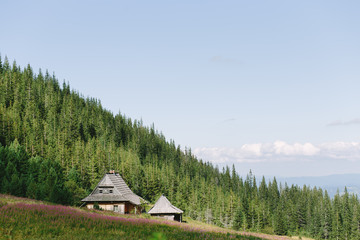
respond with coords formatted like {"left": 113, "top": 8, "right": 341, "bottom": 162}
{"left": 0, "top": 56, "right": 359, "bottom": 239}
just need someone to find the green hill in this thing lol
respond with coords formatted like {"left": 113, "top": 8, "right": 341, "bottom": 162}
{"left": 0, "top": 194, "right": 268, "bottom": 240}
{"left": 0, "top": 56, "right": 360, "bottom": 239}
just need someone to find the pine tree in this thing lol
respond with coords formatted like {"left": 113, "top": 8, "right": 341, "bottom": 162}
{"left": 343, "top": 187, "right": 352, "bottom": 239}
{"left": 26, "top": 175, "right": 37, "bottom": 199}
{"left": 273, "top": 205, "right": 287, "bottom": 235}
{"left": 331, "top": 191, "right": 343, "bottom": 240}
{"left": 0, "top": 54, "right": 3, "bottom": 74}
{"left": 321, "top": 190, "right": 332, "bottom": 239}
{"left": 350, "top": 203, "right": 360, "bottom": 240}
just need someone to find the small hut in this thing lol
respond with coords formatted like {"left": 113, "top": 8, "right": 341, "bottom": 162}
{"left": 148, "top": 195, "right": 183, "bottom": 222}
{"left": 81, "top": 171, "right": 144, "bottom": 214}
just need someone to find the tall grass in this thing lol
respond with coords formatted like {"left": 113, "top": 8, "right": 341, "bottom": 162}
{"left": 0, "top": 202, "right": 261, "bottom": 240}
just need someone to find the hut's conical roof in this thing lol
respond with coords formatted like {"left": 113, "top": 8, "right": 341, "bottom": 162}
{"left": 148, "top": 195, "right": 183, "bottom": 214}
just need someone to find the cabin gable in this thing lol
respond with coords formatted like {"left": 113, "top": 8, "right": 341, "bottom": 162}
{"left": 81, "top": 171, "right": 144, "bottom": 214}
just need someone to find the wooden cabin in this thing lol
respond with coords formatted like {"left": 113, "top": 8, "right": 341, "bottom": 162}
{"left": 148, "top": 195, "right": 183, "bottom": 222}
{"left": 81, "top": 171, "right": 144, "bottom": 214}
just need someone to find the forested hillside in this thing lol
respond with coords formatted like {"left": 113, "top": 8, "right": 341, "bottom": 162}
{"left": 0, "top": 56, "right": 359, "bottom": 239}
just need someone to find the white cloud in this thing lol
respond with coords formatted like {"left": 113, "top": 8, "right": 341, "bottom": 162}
{"left": 273, "top": 141, "right": 319, "bottom": 156}
{"left": 328, "top": 118, "right": 360, "bottom": 126}
{"left": 193, "top": 141, "right": 360, "bottom": 164}
{"left": 319, "top": 142, "right": 360, "bottom": 160}
{"left": 240, "top": 143, "right": 263, "bottom": 156}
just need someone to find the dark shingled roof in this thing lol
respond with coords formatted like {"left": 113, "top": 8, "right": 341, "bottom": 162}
{"left": 148, "top": 195, "right": 183, "bottom": 214}
{"left": 81, "top": 173, "right": 144, "bottom": 205}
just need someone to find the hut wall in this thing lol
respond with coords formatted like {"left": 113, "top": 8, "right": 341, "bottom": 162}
{"left": 86, "top": 204, "right": 94, "bottom": 210}
{"left": 86, "top": 203, "right": 125, "bottom": 213}
{"left": 151, "top": 214, "right": 182, "bottom": 222}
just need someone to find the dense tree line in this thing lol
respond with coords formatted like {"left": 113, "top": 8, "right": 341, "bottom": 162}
{"left": 0, "top": 56, "right": 359, "bottom": 239}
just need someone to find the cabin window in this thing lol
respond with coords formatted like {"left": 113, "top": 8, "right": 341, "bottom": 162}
{"left": 110, "top": 190, "right": 113, "bottom": 193}
{"left": 99, "top": 190, "right": 103, "bottom": 193}
{"left": 114, "top": 205, "right": 118, "bottom": 211}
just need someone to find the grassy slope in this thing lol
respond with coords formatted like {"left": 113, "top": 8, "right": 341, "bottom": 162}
{"left": 0, "top": 195, "right": 302, "bottom": 240}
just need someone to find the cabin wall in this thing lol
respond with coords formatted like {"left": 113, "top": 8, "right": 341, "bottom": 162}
{"left": 162, "top": 215, "right": 175, "bottom": 221}
{"left": 86, "top": 204, "right": 94, "bottom": 210}
{"left": 150, "top": 213, "right": 182, "bottom": 222}
{"left": 86, "top": 203, "right": 125, "bottom": 213}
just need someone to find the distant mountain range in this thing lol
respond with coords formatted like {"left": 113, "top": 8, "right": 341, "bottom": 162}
{"left": 276, "top": 174, "right": 360, "bottom": 198}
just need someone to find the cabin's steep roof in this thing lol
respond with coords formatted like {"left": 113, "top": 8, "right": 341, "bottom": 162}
{"left": 81, "top": 173, "right": 143, "bottom": 205}
{"left": 148, "top": 195, "right": 183, "bottom": 214}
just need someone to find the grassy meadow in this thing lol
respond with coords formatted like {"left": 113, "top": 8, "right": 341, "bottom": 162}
{"left": 0, "top": 194, "right": 296, "bottom": 240}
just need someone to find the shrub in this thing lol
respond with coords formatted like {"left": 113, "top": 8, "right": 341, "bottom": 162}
{"left": 93, "top": 202, "right": 101, "bottom": 210}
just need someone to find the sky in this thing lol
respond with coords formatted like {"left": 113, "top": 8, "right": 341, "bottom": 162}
{"left": 1, "top": 1, "right": 360, "bottom": 178}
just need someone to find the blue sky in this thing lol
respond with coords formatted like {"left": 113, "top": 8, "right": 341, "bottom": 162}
{"left": 1, "top": 1, "right": 360, "bottom": 177}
